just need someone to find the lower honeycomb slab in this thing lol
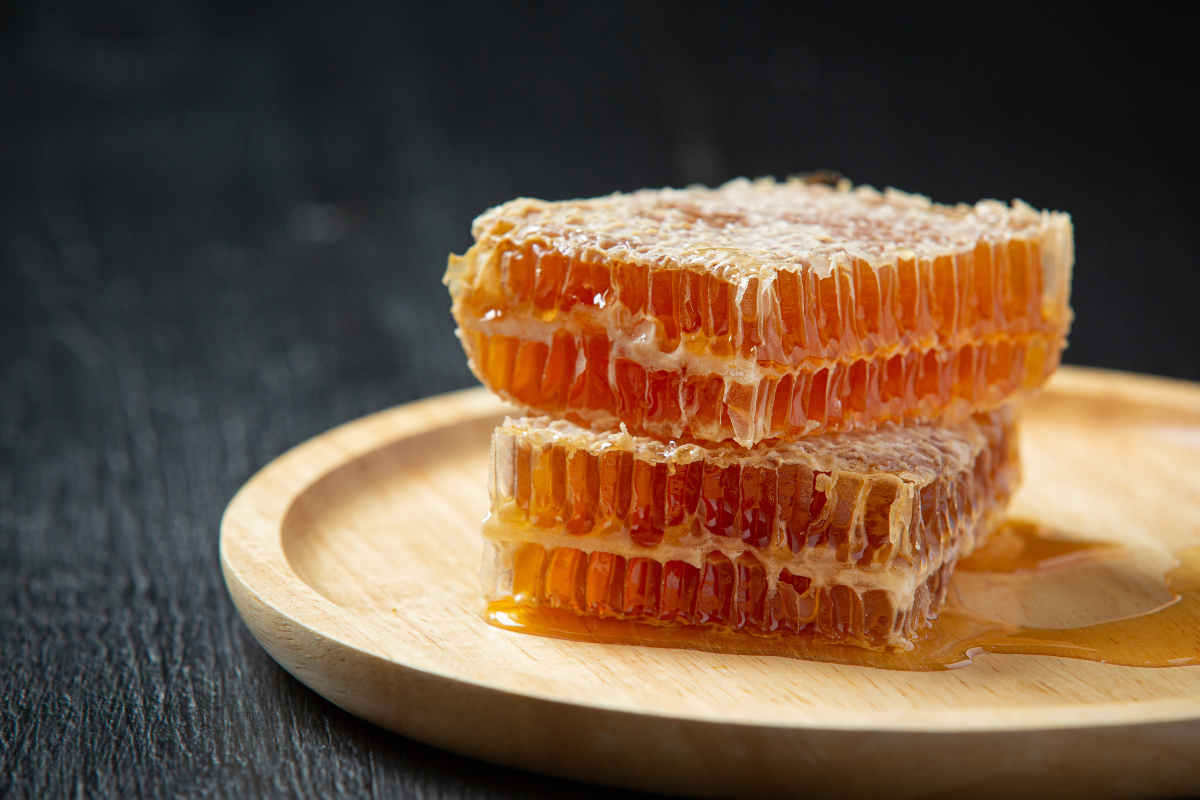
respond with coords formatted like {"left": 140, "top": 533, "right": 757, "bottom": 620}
{"left": 482, "top": 408, "right": 1019, "bottom": 649}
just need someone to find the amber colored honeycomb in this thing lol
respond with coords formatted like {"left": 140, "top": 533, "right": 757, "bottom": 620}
{"left": 481, "top": 407, "right": 1019, "bottom": 649}
{"left": 446, "top": 178, "right": 1073, "bottom": 446}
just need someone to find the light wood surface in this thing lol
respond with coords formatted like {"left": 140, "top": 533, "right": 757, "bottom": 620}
{"left": 220, "top": 367, "right": 1200, "bottom": 799}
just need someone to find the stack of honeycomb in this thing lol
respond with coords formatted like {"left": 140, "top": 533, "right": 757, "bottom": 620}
{"left": 446, "top": 177, "right": 1072, "bottom": 650}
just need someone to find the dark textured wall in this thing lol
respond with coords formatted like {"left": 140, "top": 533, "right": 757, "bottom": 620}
{"left": 2, "top": 2, "right": 1197, "bottom": 798}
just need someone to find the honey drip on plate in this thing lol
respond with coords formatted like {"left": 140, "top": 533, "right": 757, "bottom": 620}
{"left": 485, "top": 521, "right": 1200, "bottom": 670}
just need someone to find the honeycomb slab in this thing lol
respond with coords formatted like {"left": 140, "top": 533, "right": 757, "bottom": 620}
{"left": 447, "top": 178, "right": 1072, "bottom": 446}
{"left": 481, "top": 408, "right": 1019, "bottom": 650}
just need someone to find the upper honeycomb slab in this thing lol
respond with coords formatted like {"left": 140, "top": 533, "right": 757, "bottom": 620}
{"left": 448, "top": 178, "right": 1073, "bottom": 446}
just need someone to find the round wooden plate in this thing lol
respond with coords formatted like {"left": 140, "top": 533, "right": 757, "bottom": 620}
{"left": 220, "top": 367, "right": 1200, "bottom": 799}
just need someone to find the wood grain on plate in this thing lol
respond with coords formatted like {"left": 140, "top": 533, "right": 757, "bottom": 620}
{"left": 220, "top": 367, "right": 1200, "bottom": 799}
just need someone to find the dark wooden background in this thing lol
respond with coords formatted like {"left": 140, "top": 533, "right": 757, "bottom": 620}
{"left": 3, "top": 2, "right": 1198, "bottom": 798}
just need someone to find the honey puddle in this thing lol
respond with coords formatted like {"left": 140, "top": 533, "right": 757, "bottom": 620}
{"left": 486, "top": 521, "right": 1200, "bottom": 670}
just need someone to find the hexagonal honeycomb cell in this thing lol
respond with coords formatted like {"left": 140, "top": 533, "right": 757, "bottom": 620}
{"left": 481, "top": 407, "right": 1019, "bottom": 650}
{"left": 447, "top": 178, "right": 1072, "bottom": 446}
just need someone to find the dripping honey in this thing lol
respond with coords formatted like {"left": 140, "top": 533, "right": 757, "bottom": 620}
{"left": 486, "top": 521, "right": 1200, "bottom": 671}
